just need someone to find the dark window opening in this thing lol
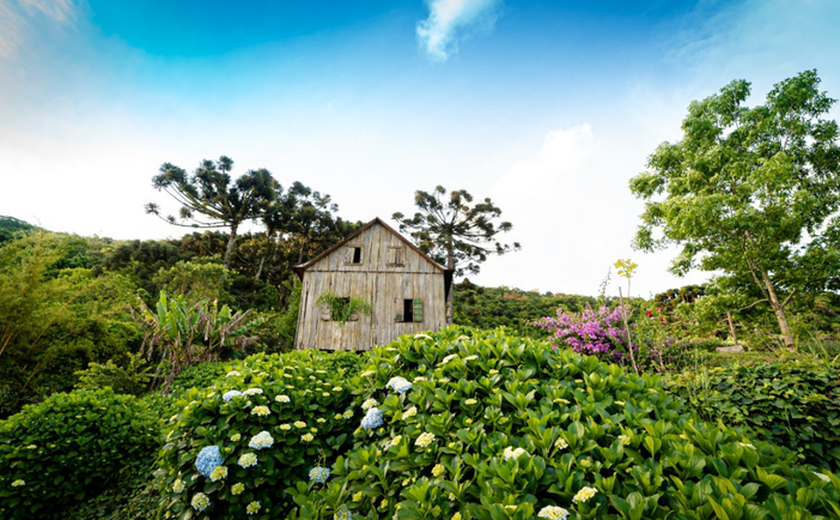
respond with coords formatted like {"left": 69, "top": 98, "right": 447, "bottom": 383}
{"left": 352, "top": 247, "right": 362, "bottom": 264}
{"left": 402, "top": 299, "right": 414, "bottom": 322}
{"left": 396, "top": 298, "right": 423, "bottom": 323}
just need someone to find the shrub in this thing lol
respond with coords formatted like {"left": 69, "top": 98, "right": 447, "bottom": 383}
{"left": 156, "top": 349, "right": 362, "bottom": 519}
{"left": 667, "top": 359, "right": 840, "bottom": 472}
{"left": 136, "top": 290, "right": 264, "bottom": 391}
{"left": 0, "top": 388, "right": 163, "bottom": 519}
{"left": 536, "top": 305, "right": 697, "bottom": 373}
{"left": 74, "top": 352, "right": 153, "bottom": 395}
{"left": 288, "top": 327, "right": 840, "bottom": 520}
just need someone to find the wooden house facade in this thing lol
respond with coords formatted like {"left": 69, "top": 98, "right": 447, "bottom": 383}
{"left": 294, "top": 218, "right": 452, "bottom": 351}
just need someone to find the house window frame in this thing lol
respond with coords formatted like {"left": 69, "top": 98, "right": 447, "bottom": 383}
{"left": 386, "top": 246, "right": 405, "bottom": 267}
{"left": 395, "top": 298, "right": 423, "bottom": 323}
{"left": 345, "top": 245, "right": 363, "bottom": 265}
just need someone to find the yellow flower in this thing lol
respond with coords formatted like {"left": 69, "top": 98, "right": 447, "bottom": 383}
{"left": 294, "top": 421, "right": 307, "bottom": 428}
{"left": 232, "top": 483, "right": 245, "bottom": 495}
{"left": 451, "top": 513, "right": 462, "bottom": 520}
{"left": 279, "top": 424, "right": 291, "bottom": 431}
{"left": 619, "top": 435, "right": 631, "bottom": 446}
{"left": 415, "top": 432, "right": 436, "bottom": 448}
{"left": 353, "top": 491, "right": 364, "bottom": 502}
{"left": 432, "top": 464, "right": 445, "bottom": 477}
{"left": 251, "top": 406, "right": 270, "bottom": 417}
{"left": 573, "top": 486, "right": 598, "bottom": 504}
{"left": 301, "top": 433, "right": 314, "bottom": 442}
{"left": 210, "top": 465, "right": 228, "bottom": 482}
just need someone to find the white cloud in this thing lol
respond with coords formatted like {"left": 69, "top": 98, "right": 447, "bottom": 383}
{"left": 479, "top": 124, "right": 709, "bottom": 296}
{"left": 0, "top": 0, "right": 76, "bottom": 59}
{"left": 416, "top": 0, "right": 502, "bottom": 62}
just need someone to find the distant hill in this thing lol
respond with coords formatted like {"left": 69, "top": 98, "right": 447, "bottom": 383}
{"left": 0, "top": 216, "right": 37, "bottom": 244}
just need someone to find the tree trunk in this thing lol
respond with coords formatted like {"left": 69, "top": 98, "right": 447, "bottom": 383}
{"left": 761, "top": 270, "right": 795, "bottom": 349}
{"left": 726, "top": 311, "right": 739, "bottom": 346}
{"left": 445, "top": 240, "right": 454, "bottom": 325}
{"left": 223, "top": 223, "right": 238, "bottom": 270}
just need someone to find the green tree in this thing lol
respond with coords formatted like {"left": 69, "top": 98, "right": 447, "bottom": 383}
{"left": 393, "top": 186, "right": 520, "bottom": 323}
{"left": 630, "top": 70, "right": 840, "bottom": 348}
{"left": 146, "top": 156, "right": 277, "bottom": 269}
{"left": 0, "top": 233, "right": 140, "bottom": 416}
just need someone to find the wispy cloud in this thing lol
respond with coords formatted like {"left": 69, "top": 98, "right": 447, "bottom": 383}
{"left": 0, "top": 0, "right": 76, "bottom": 59}
{"left": 416, "top": 0, "right": 502, "bottom": 62}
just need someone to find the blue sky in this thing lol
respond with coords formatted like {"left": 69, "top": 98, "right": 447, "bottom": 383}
{"left": 1, "top": 0, "right": 839, "bottom": 297}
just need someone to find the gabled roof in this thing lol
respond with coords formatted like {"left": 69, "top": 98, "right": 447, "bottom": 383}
{"left": 294, "top": 217, "right": 450, "bottom": 278}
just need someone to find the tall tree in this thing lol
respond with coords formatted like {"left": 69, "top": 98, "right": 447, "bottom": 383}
{"left": 393, "top": 185, "right": 520, "bottom": 324}
{"left": 630, "top": 70, "right": 840, "bottom": 348}
{"left": 146, "top": 156, "right": 277, "bottom": 269}
{"left": 261, "top": 181, "right": 361, "bottom": 277}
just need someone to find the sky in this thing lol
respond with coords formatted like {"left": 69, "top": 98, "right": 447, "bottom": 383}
{"left": 1, "top": 0, "right": 839, "bottom": 297}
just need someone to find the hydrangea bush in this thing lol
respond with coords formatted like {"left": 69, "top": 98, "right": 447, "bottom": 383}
{"left": 0, "top": 388, "right": 163, "bottom": 520}
{"left": 287, "top": 327, "right": 840, "bottom": 519}
{"left": 156, "top": 349, "right": 361, "bottom": 519}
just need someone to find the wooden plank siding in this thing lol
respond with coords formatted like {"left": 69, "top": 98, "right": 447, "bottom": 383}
{"left": 295, "top": 219, "right": 448, "bottom": 351}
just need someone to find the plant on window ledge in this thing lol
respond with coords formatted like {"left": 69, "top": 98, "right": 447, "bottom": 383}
{"left": 315, "top": 291, "right": 373, "bottom": 324}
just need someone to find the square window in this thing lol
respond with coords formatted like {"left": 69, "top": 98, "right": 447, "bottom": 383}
{"left": 386, "top": 246, "right": 405, "bottom": 266}
{"left": 345, "top": 246, "right": 363, "bottom": 265}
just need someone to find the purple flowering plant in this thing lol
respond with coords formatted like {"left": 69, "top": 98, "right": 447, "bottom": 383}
{"left": 535, "top": 304, "right": 695, "bottom": 373}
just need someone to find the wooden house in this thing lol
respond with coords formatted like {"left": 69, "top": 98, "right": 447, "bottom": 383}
{"left": 294, "top": 217, "right": 452, "bottom": 351}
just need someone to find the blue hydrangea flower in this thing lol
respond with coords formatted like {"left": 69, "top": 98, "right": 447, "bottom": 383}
{"left": 195, "top": 445, "right": 224, "bottom": 477}
{"left": 223, "top": 390, "right": 242, "bottom": 402}
{"left": 334, "top": 504, "right": 352, "bottom": 520}
{"left": 361, "top": 407, "right": 384, "bottom": 430}
{"left": 309, "top": 466, "right": 330, "bottom": 484}
{"left": 386, "top": 376, "right": 412, "bottom": 394}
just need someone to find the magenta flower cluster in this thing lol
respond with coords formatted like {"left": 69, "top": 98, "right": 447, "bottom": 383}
{"left": 535, "top": 305, "right": 631, "bottom": 361}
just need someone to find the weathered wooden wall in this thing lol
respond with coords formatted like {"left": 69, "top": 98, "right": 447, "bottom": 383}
{"left": 296, "top": 222, "right": 447, "bottom": 351}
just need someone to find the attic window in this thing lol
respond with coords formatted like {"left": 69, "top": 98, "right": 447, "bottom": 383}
{"left": 345, "top": 246, "right": 362, "bottom": 265}
{"left": 395, "top": 298, "right": 423, "bottom": 323}
{"left": 386, "top": 246, "right": 404, "bottom": 266}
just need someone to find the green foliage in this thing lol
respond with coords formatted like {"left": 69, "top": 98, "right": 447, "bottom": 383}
{"left": 74, "top": 352, "right": 153, "bottom": 396}
{"left": 0, "top": 215, "right": 35, "bottom": 244}
{"left": 136, "top": 291, "right": 264, "bottom": 391}
{"left": 453, "top": 281, "right": 597, "bottom": 337}
{"left": 156, "top": 349, "right": 362, "bottom": 519}
{"left": 0, "top": 233, "right": 140, "bottom": 417}
{"left": 630, "top": 70, "right": 840, "bottom": 347}
{"left": 152, "top": 260, "right": 233, "bottom": 306}
{"left": 667, "top": 359, "right": 840, "bottom": 472}
{"left": 315, "top": 291, "right": 373, "bottom": 324}
{"left": 147, "top": 156, "right": 278, "bottom": 269}
{"left": 393, "top": 186, "right": 520, "bottom": 277}
{"left": 0, "top": 388, "right": 163, "bottom": 520}
{"left": 65, "top": 472, "right": 164, "bottom": 520}
{"left": 288, "top": 327, "right": 840, "bottom": 519}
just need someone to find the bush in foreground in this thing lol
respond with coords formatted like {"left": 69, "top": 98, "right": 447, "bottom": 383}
{"left": 290, "top": 327, "right": 840, "bottom": 519}
{"left": 667, "top": 359, "right": 840, "bottom": 472}
{"left": 156, "top": 349, "right": 361, "bottom": 519}
{"left": 0, "top": 388, "right": 163, "bottom": 519}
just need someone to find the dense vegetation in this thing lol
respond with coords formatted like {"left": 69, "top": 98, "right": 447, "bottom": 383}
{"left": 2, "top": 327, "right": 839, "bottom": 520}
